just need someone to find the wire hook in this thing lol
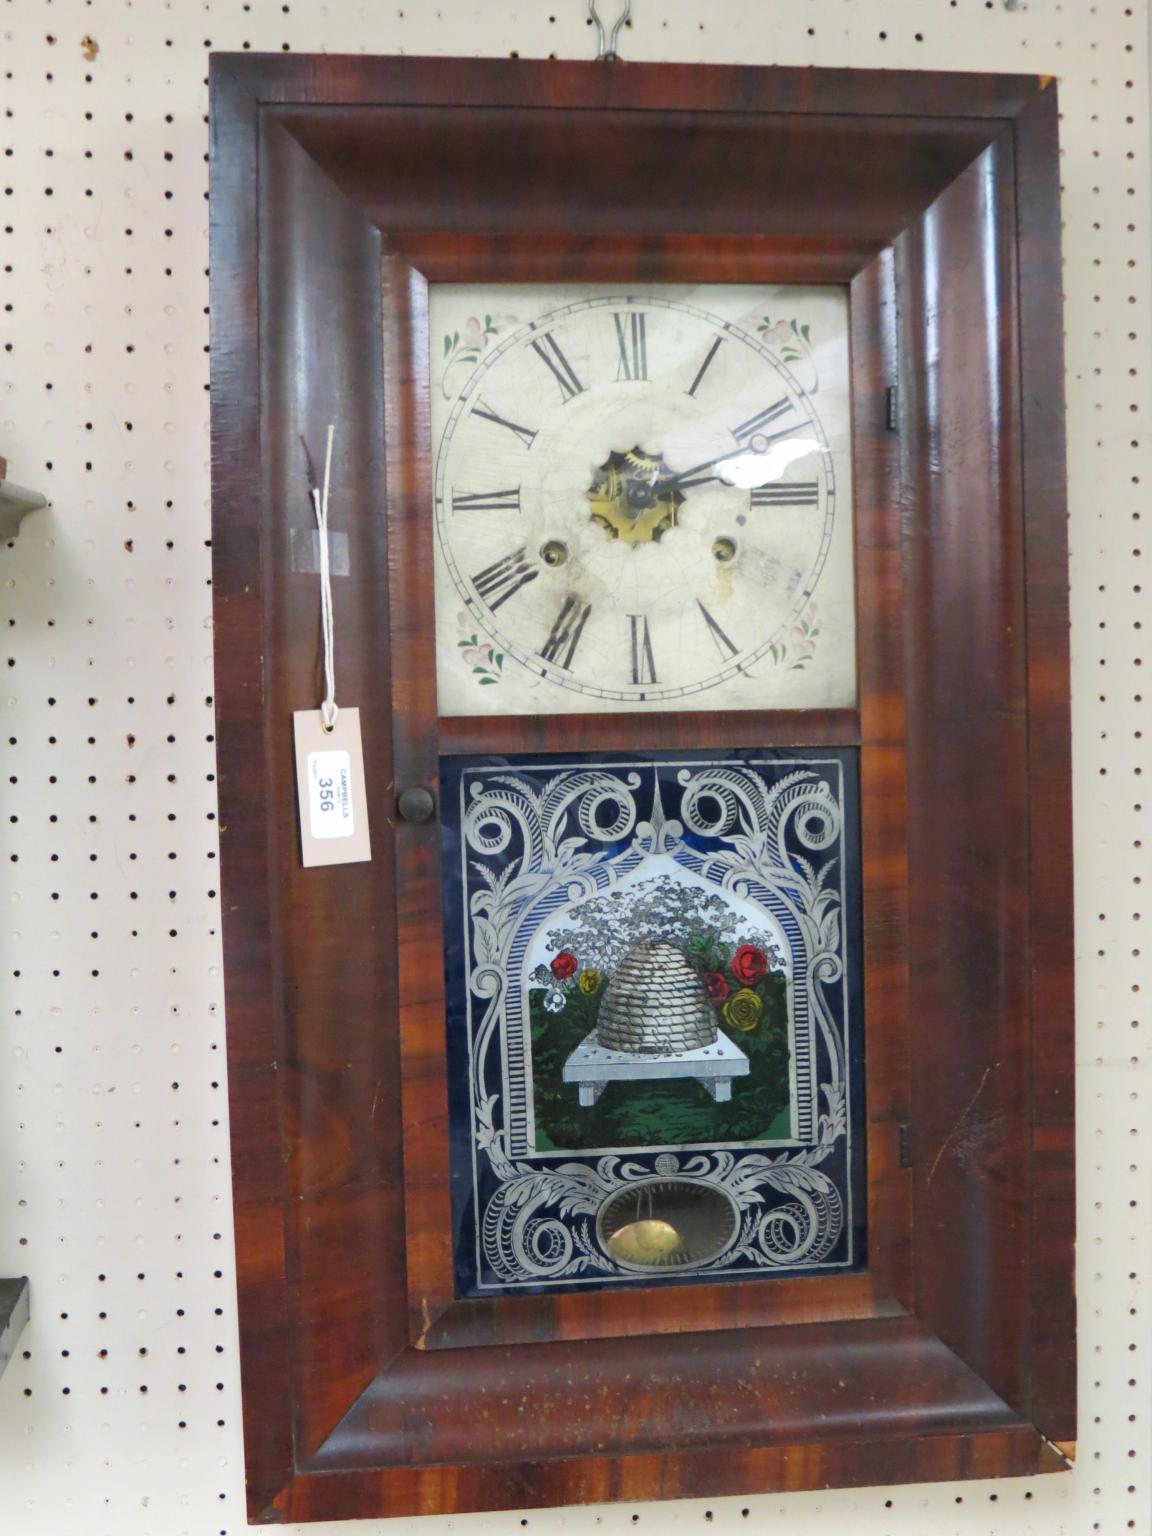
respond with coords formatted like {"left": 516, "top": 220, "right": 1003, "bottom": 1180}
{"left": 588, "top": 0, "right": 631, "bottom": 62}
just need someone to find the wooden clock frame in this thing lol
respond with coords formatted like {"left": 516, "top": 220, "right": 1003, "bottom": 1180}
{"left": 208, "top": 54, "right": 1074, "bottom": 1525}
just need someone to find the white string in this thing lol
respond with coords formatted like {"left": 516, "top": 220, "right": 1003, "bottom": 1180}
{"left": 310, "top": 424, "right": 338, "bottom": 732}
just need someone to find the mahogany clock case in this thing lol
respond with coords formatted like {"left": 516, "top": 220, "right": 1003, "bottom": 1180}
{"left": 208, "top": 55, "right": 1074, "bottom": 1525}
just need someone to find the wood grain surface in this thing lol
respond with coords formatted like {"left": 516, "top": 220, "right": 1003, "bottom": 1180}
{"left": 209, "top": 53, "right": 1075, "bottom": 1523}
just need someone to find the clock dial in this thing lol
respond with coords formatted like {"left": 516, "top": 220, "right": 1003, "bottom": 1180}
{"left": 430, "top": 284, "right": 855, "bottom": 715}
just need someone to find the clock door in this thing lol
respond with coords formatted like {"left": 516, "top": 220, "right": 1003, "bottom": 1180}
{"left": 389, "top": 275, "right": 868, "bottom": 1308}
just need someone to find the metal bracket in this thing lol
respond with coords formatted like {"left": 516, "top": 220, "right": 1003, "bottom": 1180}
{"left": 0, "top": 1277, "right": 30, "bottom": 1383}
{"left": 0, "top": 456, "right": 48, "bottom": 544}
{"left": 588, "top": 0, "right": 631, "bottom": 62}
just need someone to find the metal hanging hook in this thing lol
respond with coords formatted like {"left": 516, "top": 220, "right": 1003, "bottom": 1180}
{"left": 588, "top": 0, "right": 631, "bottom": 61}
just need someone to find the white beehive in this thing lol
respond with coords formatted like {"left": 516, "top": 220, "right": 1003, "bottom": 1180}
{"left": 563, "top": 938, "right": 748, "bottom": 1106}
{"left": 595, "top": 939, "right": 718, "bottom": 1055}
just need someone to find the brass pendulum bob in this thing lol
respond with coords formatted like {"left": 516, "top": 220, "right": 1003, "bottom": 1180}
{"left": 603, "top": 1185, "right": 682, "bottom": 1264}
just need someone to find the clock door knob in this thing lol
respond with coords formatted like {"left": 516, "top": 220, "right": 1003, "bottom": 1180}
{"left": 397, "top": 786, "right": 436, "bottom": 825}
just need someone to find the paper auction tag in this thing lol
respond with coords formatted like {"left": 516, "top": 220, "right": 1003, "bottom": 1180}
{"left": 292, "top": 707, "right": 372, "bottom": 867}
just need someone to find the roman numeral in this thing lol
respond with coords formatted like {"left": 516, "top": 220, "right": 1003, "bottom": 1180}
{"left": 686, "top": 336, "right": 723, "bottom": 398}
{"left": 530, "top": 331, "right": 585, "bottom": 402}
{"left": 472, "top": 547, "right": 539, "bottom": 612}
{"left": 472, "top": 399, "right": 538, "bottom": 449}
{"left": 539, "top": 596, "right": 592, "bottom": 670}
{"left": 629, "top": 614, "right": 657, "bottom": 685}
{"left": 731, "top": 398, "right": 797, "bottom": 449}
{"left": 750, "top": 481, "right": 820, "bottom": 508}
{"left": 614, "top": 312, "right": 648, "bottom": 382}
{"left": 697, "top": 600, "right": 739, "bottom": 660}
{"left": 452, "top": 487, "right": 521, "bottom": 514}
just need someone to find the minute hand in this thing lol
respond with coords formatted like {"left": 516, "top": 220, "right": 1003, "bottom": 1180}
{"left": 656, "top": 422, "right": 806, "bottom": 493}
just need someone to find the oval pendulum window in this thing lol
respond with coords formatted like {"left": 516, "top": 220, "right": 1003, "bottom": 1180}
{"left": 598, "top": 1179, "right": 739, "bottom": 1272}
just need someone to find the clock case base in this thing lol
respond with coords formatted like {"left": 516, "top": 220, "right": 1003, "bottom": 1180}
{"left": 209, "top": 56, "right": 1074, "bottom": 1523}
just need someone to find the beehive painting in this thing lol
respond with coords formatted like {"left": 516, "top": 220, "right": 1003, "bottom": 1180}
{"left": 525, "top": 873, "right": 792, "bottom": 1149}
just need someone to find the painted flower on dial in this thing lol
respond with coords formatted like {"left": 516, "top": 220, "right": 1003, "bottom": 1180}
{"left": 702, "top": 971, "right": 729, "bottom": 1003}
{"left": 460, "top": 314, "right": 487, "bottom": 351}
{"left": 456, "top": 627, "right": 504, "bottom": 686}
{"left": 542, "top": 988, "right": 567, "bottom": 1014}
{"left": 531, "top": 964, "right": 551, "bottom": 986}
{"left": 578, "top": 969, "right": 602, "bottom": 995}
{"left": 550, "top": 951, "right": 578, "bottom": 981}
{"left": 441, "top": 312, "right": 520, "bottom": 398}
{"left": 759, "top": 319, "right": 794, "bottom": 348}
{"left": 722, "top": 987, "right": 763, "bottom": 1032}
{"left": 731, "top": 944, "right": 769, "bottom": 987}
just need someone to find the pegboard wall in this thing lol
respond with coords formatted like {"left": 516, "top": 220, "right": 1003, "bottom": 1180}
{"left": 0, "top": 1, "right": 1145, "bottom": 1533}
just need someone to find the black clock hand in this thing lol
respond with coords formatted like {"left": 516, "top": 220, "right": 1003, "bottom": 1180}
{"left": 655, "top": 424, "right": 806, "bottom": 495}
{"left": 655, "top": 444, "right": 751, "bottom": 492}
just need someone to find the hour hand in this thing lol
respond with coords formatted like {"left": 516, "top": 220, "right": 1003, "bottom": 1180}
{"left": 658, "top": 432, "right": 821, "bottom": 495}
{"left": 655, "top": 445, "right": 748, "bottom": 493}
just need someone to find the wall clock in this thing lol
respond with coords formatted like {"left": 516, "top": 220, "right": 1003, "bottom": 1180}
{"left": 209, "top": 54, "right": 1074, "bottom": 1525}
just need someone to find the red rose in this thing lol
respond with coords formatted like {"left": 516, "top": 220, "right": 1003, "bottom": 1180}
{"left": 731, "top": 945, "right": 768, "bottom": 986}
{"left": 703, "top": 971, "right": 729, "bottom": 1003}
{"left": 550, "top": 951, "right": 578, "bottom": 981}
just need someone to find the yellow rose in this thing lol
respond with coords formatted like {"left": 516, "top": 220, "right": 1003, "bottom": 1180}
{"left": 578, "top": 969, "right": 602, "bottom": 995}
{"left": 722, "top": 987, "right": 763, "bottom": 1032}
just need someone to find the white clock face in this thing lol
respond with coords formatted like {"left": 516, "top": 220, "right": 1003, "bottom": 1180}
{"left": 429, "top": 284, "right": 855, "bottom": 716}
